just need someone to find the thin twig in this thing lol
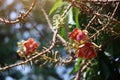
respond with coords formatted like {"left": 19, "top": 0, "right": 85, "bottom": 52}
{"left": 85, "top": 3, "right": 106, "bottom": 30}
{"left": 41, "top": 54, "right": 73, "bottom": 64}
{"left": 66, "top": 0, "right": 120, "bottom": 25}
{"left": 80, "top": 0, "right": 118, "bottom": 2}
{"left": 90, "top": 2, "right": 119, "bottom": 39}
{"left": 37, "top": 0, "right": 68, "bottom": 46}
{"left": 74, "top": 60, "right": 86, "bottom": 80}
{"left": 108, "top": 27, "right": 120, "bottom": 38}
{"left": 74, "top": 60, "right": 92, "bottom": 80}
{"left": 85, "top": 15, "right": 97, "bottom": 30}
{"left": 0, "top": 0, "right": 36, "bottom": 24}
{"left": 61, "top": 4, "right": 72, "bottom": 17}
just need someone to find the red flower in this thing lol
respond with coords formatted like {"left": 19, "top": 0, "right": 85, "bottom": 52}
{"left": 69, "top": 28, "right": 88, "bottom": 43}
{"left": 76, "top": 42, "right": 96, "bottom": 59}
{"left": 24, "top": 38, "right": 39, "bottom": 55}
{"left": 69, "top": 28, "right": 96, "bottom": 59}
{"left": 69, "top": 28, "right": 81, "bottom": 40}
{"left": 76, "top": 30, "right": 88, "bottom": 42}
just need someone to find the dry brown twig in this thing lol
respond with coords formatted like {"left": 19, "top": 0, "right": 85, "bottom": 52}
{"left": 37, "top": 0, "right": 68, "bottom": 46}
{"left": 108, "top": 27, "right": 120, "bottom": 38}
{"left": 80, "top": 0, "right": 119, "bottom": 2}
{"left": 66, "top": 0, "right": 120, "bottom": 25}
{"left": 85, "top": 2, "right": 106, "bottom": 30}
{"left": 74, "top": 60, "right": 86, "bottom": 80}
{"left": 90, "top": 2, "right": 119, "bottom": 39}
{"left": 0, "top": 0, "right": 36, "bottom": 24}
{"left": 74, "top": 60, "right": 94, "bottom": 80}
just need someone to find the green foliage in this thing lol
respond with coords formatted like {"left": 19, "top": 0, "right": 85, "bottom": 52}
{"left": 72, "top": 7, "right": 80, "bottom": 28}
{"left": 71, "top": 58, "right": 82, "bottom": 74}
{"left": 49, "top": 0, "right": 62, "bottom": 15}
{"left": 60, "top": 27, "right": 66, "bottom": 38}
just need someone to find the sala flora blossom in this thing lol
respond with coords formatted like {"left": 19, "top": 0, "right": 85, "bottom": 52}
{"left": 17, "top": 38, "right": 39, "bottom": 58}
{"left": 69, "top": 28, "right": 96, "bottom": 59}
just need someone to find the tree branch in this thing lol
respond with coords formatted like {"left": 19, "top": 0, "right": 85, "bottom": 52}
{"left": 66, "top": 0, "right": 120, "bottom": 25}
{"left": 90, "top": 2, "right": 119, "bottom": 39}
{"left": 37, "top": 0, "right": 68, "bottom": 46}
{"left": 0, "top": 0, "right": 36, "bottom": 24}
{"left": 0, "top": 30, "right": 58, "bottom": 72}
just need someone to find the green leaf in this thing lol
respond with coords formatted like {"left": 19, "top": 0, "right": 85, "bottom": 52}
{"left": 73, "top": 7, "right": 80, "bottom": 28}
{"left": 71, "top": 58, "right": 82, "bottom": 74}
{"left": 49, "top": 0, "right": 62, "bottom": 15}
{"left": 59, "top": 27, "right": 66, "bottom": 39}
